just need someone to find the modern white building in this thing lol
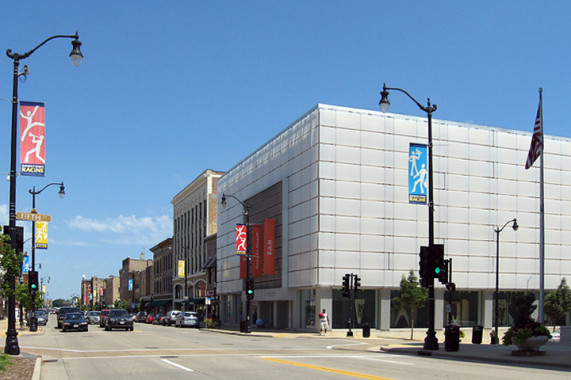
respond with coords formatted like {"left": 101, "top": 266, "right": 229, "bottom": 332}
{"left": 216, "top": 104, "right": 571, "bottom": 333}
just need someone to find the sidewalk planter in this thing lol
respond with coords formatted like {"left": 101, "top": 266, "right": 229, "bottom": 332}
{"left": 516, "top": 335, "right": 549, "bottom": 351}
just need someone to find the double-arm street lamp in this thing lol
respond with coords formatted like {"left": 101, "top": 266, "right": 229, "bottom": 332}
{"left": 5, "top": 33, "right": 82, "bottom": 355}
{"left": 27, "top": 182, "right": 65, "bottom": 331}
{"left": 493, "top": 218, "right": 518, "bottom": 344}
{"left": 221, "top": 193, "right": 252, "bottom": 333}
{"left": 379, "top": 83, "right": 440, "bottom": 350}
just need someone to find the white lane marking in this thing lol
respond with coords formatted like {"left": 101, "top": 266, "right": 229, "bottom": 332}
{"left": 161, "top": 358, "right": 194, "bottom": 372}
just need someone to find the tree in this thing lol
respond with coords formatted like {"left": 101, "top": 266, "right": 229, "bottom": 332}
{"left": 15, "top": 283, "right": 43, "bottom": 312}
{"left": 0, "top": 234, "right": 23, "bottom": 299}
{"left": 393, "top": 270, "right": 428, "bottom": 339}
{"left": 544, "top": 278, "right": 571, "bottom": 331}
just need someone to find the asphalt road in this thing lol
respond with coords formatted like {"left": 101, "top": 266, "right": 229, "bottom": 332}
{"left": 17, "top": 317, "right": 571, "bottom": 380}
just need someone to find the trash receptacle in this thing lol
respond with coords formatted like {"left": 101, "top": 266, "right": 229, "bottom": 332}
{"left": 362, "top": 323, "right": 370, "bottom": 338}
{"left": 472, "top": 325, "right": 483, "bottom": 344}
{"left": 445, "top": 324, "right": 460, "bottom": 351}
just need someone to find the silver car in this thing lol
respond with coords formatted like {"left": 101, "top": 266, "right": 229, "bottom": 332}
{"left": 175, "top": 311, "right": 199, "bottom": 328}
{"left": 86, "top": 311, "right": 101, "bottom": 325}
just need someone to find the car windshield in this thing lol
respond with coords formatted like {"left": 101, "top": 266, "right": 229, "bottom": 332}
{"left": 35, "top": 310, "right": 46, "bottom": 316}
{"left": 89, "top": 311, "right": 100, "bottom": 316}
{"left": 184, "top": 312, "right": 195, "bottom": 317}
{"left": 65, "top": 313, "right": 83, "bottom": 320}
{"left": 109, "top": 309, "right": 129, "bottom": 317}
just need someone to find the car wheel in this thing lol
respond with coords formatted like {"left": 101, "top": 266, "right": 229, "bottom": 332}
{"left": 105, "top": 325, "right": 110, "bottom": 331}
{"left": 129, "top": 326, "right": 134, "bottom": 331}
{"left": 85, "top": 327, "right": 89, "bottom": 332}
{"left": 62, "top": 327, "right": 66, "bottom": 332}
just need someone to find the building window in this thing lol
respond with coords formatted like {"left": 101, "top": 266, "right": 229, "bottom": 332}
{"left": 390, "top": 289, "right": 429, "bottom": 329}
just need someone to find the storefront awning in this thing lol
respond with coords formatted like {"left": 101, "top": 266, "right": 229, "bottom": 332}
{"left": 201, "top": 257, "right": 216, "bottom": 270}
{"left": 151, "top": 300, "right": 170, "bottom": 307}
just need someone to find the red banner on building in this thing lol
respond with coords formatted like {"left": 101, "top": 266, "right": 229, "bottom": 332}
{"left": 264, "top": 219, "right": 276, "bottom": 275}
{"left": 252, "top": 224, "right": 263, "bottom": 277}
{"left": 236, "top": 224, "right": 247, "bottom": 255}
{"left": 239, "top": 255, "right": 247, "bottom": 279}
{"left": 19, "top": 101, "right": 46, "bottom": 176}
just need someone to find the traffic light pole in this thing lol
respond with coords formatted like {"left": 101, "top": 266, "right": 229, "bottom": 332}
{"left": 347, "top": 273, "right": 354, "bottom": 337}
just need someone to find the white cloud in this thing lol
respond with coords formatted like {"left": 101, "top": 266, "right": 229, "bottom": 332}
{"left": 67, "top": 214, "right": 172, "bottom": 246}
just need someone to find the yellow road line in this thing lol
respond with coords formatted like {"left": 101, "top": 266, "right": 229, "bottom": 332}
{"left": 262, "top": 357, "right": 396, "bottom": 380}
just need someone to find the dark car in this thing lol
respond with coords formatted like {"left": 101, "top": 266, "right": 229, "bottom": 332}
{"left": 61, "top": 312, "right": 88, "bottom": 332}
{"left": 105, "top": 309, "right": 134, "bottom": 331}
{"left": 99, "top": 309, "right": 110, "bottom": 328}
{"left": 135, "top": 311, "right": 147, "bottom": 322}
{"left": 57, "top": 307, "right": 81, "bottom": 329}
{"left": 32, "top": 309, "right": 48, "bottom": 326}
{"left": 152, "top": 314, "right": 164, "bottom": 325}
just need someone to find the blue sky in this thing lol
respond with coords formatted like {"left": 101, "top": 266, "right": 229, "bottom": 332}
{"left": 1, "top": 2, "right": 569, "bottom": 300}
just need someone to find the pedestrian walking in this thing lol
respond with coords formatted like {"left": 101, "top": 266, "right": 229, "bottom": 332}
{"left": 319, "top": 309, "right": 329, "bottom": 335}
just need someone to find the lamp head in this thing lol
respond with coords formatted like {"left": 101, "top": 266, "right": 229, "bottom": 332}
{"left": 379, "top": 83, "right": 390, "bottom": 113}
{"left": 69, "top": 36, "right": 83, "bottom": 68}
{"left": 512, "top": 219, "right": 519, "bottom": 231}
{"left": 59, "top": 183, "right": 66, "bottom": 199}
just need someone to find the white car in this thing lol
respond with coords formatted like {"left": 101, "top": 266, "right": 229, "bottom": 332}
{"left": 550, "top": 329, "right": 560, "bottom": 342}
{"left": 164, "top": 310, "right": 181, "bottom": 326}
{"left": 175, "top": 311, "right": 199, "bottom": 328}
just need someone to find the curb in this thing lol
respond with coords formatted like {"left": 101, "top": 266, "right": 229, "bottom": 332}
{"left": 32, "top": 356, "right": 42, "bottom": 380}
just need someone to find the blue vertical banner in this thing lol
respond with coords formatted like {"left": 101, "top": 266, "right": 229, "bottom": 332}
{"left": 128, "top": 278, "right": 133, "bottom": 291}
{"left": 22, "top": 255, "right": 30, "bottom": 274}
{"left": 409, "top": 143, "right": 428, "bottom": 204}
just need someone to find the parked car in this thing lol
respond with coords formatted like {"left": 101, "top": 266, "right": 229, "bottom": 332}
{"left": 175, "top": 311, "right": 200, "bottom": 328}
{"left": 145, "top": 313, "right": 155, "bottom": 324}
{"left": 57, "top": 307, "right": 81, "bottom": 329}
{"left": 105, "top": 309, "right": 134, "bottom": 331}
{"left": 152, "top": 314, "right": 164, "bottom": 325}
{"left": 86, "top": 311, "right": 101, "bottom": 324}
{"left": 135, "top": 311, "right": 147, "bottom": 322}
{"left": 61, "top": 312, "right": 88, "bottom": 332}
{"left": 99, "top": 309, "right": 110, "bottom": 328}
{"left": 164, "top": 310, "right": 181, "bottom": 326}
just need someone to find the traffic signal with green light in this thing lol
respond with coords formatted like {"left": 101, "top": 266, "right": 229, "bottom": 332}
{"left": 246, "top": 278, "right": 255, "bottom": 300}
{"left": 432, "top": 244, "right": 445, "bottom": 279}
{"left": 28, "top": 270, "right": 39, "bottom": 291}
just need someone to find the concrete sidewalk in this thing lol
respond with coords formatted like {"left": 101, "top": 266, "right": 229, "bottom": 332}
{"left": 202, "top": 325, "right": 571, "bottom": 371}
{"left": 0, "top": 317, "right": 44, "bottom": 380}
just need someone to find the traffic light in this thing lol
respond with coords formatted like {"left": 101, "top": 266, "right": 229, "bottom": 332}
{"left": 446, "top": 282, "right": 456, "bottom": 292}
{"left": 438, "top": 259, "right": 449, "bottom": 284}
{"left": 354, "top": 275, "right": 361, "bottom": 293}
{"left": 28, "top": 270, "right": 39, "bottom": 291}
{"left": 432, "top": 244, "right": 445, "bottom": 279}
{"left": 246, "top": 278, "right": 255, "bottom": 300}
{"left": 419, "top": 246, "right": 431, "bottom": 287}
{"left": 342, "top": 274, "right": 350, "bottom": 297}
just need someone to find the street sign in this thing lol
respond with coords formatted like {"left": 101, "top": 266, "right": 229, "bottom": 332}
{"left": 16, "top": 211, "right": 51, "bottom": 222}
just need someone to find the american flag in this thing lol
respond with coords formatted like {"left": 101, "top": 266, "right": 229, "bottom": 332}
{"left": 525, "top": 100, "right": 542, "bottom": 169}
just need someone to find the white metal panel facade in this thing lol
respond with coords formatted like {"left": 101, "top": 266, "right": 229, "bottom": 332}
{"left": 217, "top": 103, "right": 571, "bottom": 316}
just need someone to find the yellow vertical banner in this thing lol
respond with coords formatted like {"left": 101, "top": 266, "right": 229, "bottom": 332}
{"left": 177, "top": 260, "right": 185, "bottom": 278}
{"left": 35, "top": 221, "right": 48, "bottom": 249}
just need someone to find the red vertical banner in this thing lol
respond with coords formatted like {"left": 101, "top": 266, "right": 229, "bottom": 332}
{"left": 252, "top": 224, "right": 263, "bottom": 277}
{"left": 239, "top": 255, "right": 247, "bottom": 279}
{"left": 264, "top": 219, "right": 276, "bottom": 275}
{"left": 236, "top": 224, "right": 247, "bottom": 255}
{"left": 19, "top": 101, "right": 46, "bottom": 176}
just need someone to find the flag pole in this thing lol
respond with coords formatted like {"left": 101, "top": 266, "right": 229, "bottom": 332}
{"left": 538, "top": 87, "right": 545, "bottom": 323}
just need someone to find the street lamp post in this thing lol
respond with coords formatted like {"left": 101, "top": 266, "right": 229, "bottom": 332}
{"left": 379, "top": 83, "right": 439, "bottom": 350}
{"left": 221, "top": 193, "right": 252, "bottom": 333}
{"left": 28, "top": 182, "right": 65, "bottom": 331}
{"left": 4, "top": 32, "right": 83, "bottom": 356}
{"left": 493, "top": 218, "right": 518, "bottom": 344}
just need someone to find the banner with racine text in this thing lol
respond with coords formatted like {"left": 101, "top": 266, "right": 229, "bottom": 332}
{"left": 20, "top": 101, "right": 46, "bottom": 176}
{"left": 263, "top": 219, "right": 276, "bottom": 275}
